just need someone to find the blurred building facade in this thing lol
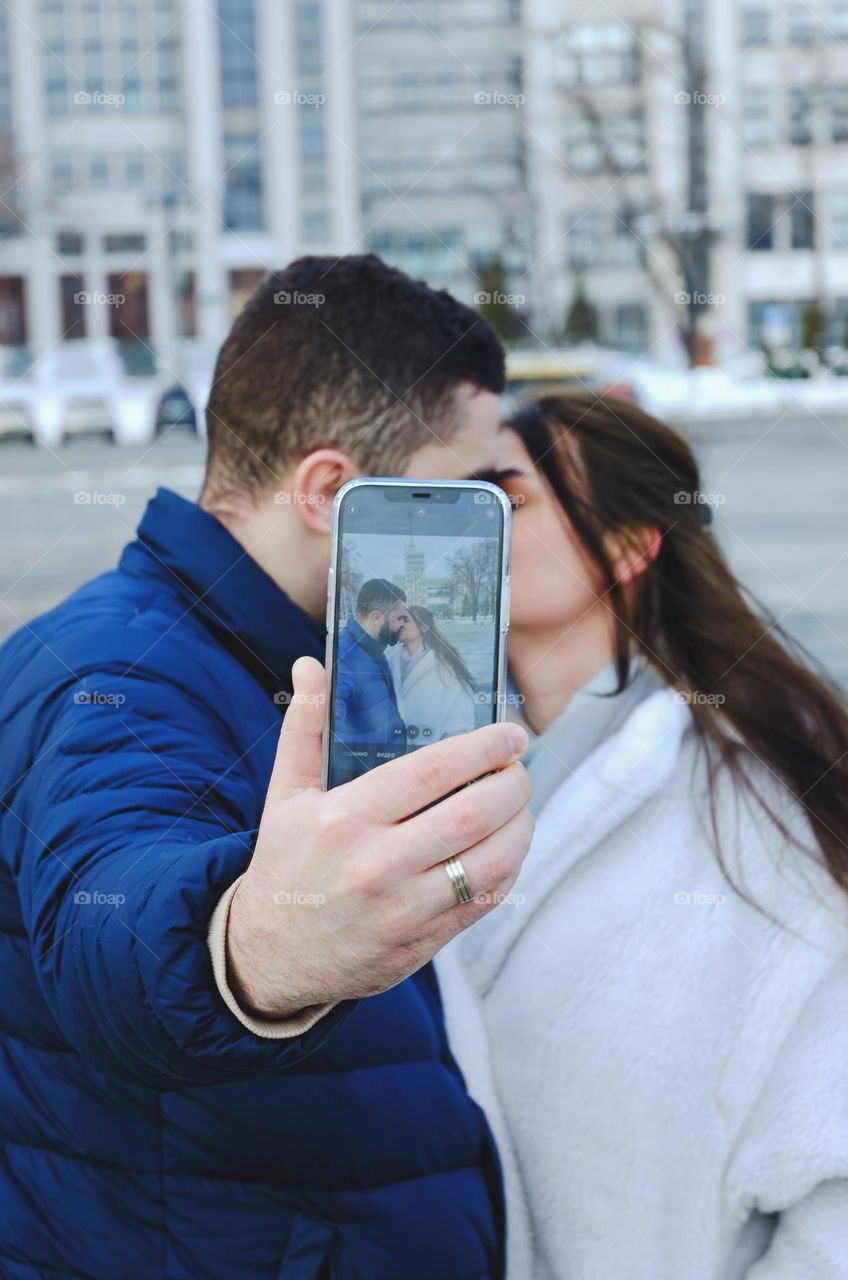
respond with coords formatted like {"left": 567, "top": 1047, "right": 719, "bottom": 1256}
{"left": 1, "top": 0, "right": 847, "bottom": 386}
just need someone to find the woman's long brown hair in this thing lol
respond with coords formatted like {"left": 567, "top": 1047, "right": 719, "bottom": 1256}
{"left": 510, "top": 391, "right": 848, "bottom": 894}
{"left": 406, "top": 605, "right": 476, "bottom": 692}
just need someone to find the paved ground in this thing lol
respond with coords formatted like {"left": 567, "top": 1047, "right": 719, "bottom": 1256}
{"left": 1, "top": 414, "right": 847, "bottom": 684}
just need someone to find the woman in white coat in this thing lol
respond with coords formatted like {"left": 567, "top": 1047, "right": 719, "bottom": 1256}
{"left": 437, "top": 391, "right": 848, "bottom": 1280}
{"left": 387, "top": 604, "right": 476, "bottom": 747}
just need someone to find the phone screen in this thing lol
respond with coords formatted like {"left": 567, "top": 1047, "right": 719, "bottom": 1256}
{"left": 324, "top": 481, "right": 509, "bottom": 790}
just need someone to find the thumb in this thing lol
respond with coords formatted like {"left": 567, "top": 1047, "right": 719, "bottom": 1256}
{"left": 268, "top": 656, "right": 328, "bottom": 802}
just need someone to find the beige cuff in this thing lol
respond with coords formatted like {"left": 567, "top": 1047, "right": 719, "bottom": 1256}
{"left": 208, "top": 874, "right": 336, "bottom": 1039}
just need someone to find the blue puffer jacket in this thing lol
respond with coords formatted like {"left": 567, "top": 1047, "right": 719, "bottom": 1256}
{"left": 0, "top": 489, "right": 504, "bottom": 1280}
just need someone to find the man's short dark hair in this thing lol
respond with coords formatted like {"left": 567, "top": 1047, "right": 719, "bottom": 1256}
{"left": 202, "top": 254, "right": 505, "bottom": 503}
{"left": 356, "top": 578, "right": 406, "bottom": 617}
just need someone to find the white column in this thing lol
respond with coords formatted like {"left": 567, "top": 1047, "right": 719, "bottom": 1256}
{"left": 181, "top": 0, "right": 228, "bottom": 345}
{"left": 256, "top": 0, "right": 299, "bottom": 263}
{"left": 322, "top": 0, "right": 360, "bottom": 252}
{"left": 707, "top": 0, "right": 746, "bottom": 362}
{"left": 8, "top": 0, "right": 56, "bottom": 350}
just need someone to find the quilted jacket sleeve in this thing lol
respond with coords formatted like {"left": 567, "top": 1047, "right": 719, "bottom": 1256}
{"left": 11, "top": 653, "right": 354, "bottom": 1090}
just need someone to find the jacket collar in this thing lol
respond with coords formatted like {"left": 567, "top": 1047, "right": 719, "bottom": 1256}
{"left": 345, "top": 616, "right": 388, "bottom": 663}
{"left": 120, "top": 488, "right": 326, "bottom": 694}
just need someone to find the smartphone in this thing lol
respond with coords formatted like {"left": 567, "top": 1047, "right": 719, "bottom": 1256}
{"left": 321, "top": 477, "right": 512, "bottom": 790}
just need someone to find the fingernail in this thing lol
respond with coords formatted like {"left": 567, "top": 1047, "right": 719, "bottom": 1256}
{"left": 508, "top": 725, "right": 529, "bottom": 757}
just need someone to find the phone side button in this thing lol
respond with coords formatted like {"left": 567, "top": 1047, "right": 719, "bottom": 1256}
{"left": 326, "top": 567, "right": 335, "bottom": 631}
{"left": 501, "top": 575, "right": 510, "bottom": 631}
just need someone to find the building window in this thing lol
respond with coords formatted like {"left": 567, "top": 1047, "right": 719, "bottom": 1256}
{"left": 358, "top": 56, "right": 521, "bottom": 113}
{"left": 746, "top": 193, "right": 774, "bottom": 249}
{"left": 828, "top": 190, "right": 848, "bottom": 248}
{"left": 0, "top": 276, "right": 27, "bottom": 345}
{"left": 218, "top": 0, "right": 259, "bottom": 108}
{"left": 103, "top": 233, "right": 146, "bottom": 253}
{"left": 741, "top": 87, "right": 773, "bottom": 146}
{"left": 609, "top": 302, "right": 649, "bottom": 353}
{"left": 828, "top": 298, "right": 848, "bottom": 346}
{"left": 89, "top": 153, "right": 109, "bottom": 188}
{"left": 60, "top": 274, "right": 87, "bottom": 339}
{"left": 223, "top": 134, "right": 264, "bottom": 231}
{"left": 787, "top": 2, "right": 817, "bottom": 42}
{"left": 739, "top": 0, "right": 772, "bottom": 45}
{"left": 50, "top": 152, "right": 73, "bottom": 186}
{"left": 356, "top": 0, "right": 518, "bottom": 26}
{"left": 748, "top": 299, "right": 810, "bottom": 349}
{"left": 556, "top": 24, "right": 640, "bottom": 87}
{"left": 176, "top": 270, "right": 196, "bottom": 337}
{"left": 299, "top": 116, "right": 327, "bottom": 194}
{"left": 302, "top": 209, "right": 329, "bottom": 244}
{"left": 57, "top": 230, "right": 84, "bottom": 255}
{"left": 568, "top": 209, "right": 643, "bottom": 268}
{"left": 296, "top": 0, "right": 322, "bottom": 76}
{"left": 107, "top": 270, "right": 150, "bottom": 342}
{"left": 46, "top": 74, "right": 68, "bottom": 115}
{"left": 0, "top": 8, "right": 13, "bottom": 126}
{"left": 126, "top": 153, "right": 145, "bottom": 187}
{"left": 790, "top": 192, "right": 815, "bottom": 248}
{"left": 829, "top": 0, "right": 848, "bottom": 37}
{"left": 361, "top": 141, "right": 523, "bottom": 197}
{"left": 830, "top": 87, "right": 848, "bottom": 142}
{"left": 563, "top": 112, "right": 646, "bottom": 173}
{"left": 367, "top": 226, "right": 466, "bottom": 282}
{"left": 788, "top": 88, "right": 816, "bottom": 144}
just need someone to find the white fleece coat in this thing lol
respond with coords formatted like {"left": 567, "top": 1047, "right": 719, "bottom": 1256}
{"left": 386, "top": 645, "right": 475, "bottom": 743}
{"left": 437, "top": 685, "right": 848, "bottom": 1280}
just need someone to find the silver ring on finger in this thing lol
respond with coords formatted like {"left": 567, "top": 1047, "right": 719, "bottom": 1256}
{"left": 444, "top": 855, "right": 474, "bottom": 906}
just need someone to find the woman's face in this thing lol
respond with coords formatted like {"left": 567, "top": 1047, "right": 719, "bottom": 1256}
{"left": 494, "top": 428, "right": 604, "bottom": 634}
{"left": 396, "top": 611, "right": 423, "bottom": 643}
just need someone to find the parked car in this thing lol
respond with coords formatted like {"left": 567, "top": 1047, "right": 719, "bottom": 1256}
{"left": 503, "top": 347, "right": 640, "bottom": 414}
{"left": 154, "top": 385, "right": 197, "bottom": 436}
{"left": 61, "top": 395, "right": 114, "bottom": 443}
{"left": 0, "top": 395, "right": 37, "bottom": 444}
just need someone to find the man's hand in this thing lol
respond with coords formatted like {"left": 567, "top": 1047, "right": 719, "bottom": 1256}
{"left": 226, "top": 656, "right": 533, "bottom": 1018}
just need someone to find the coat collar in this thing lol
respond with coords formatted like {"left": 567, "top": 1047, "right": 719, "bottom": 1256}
{"left": 120, "top": 488, "right": 326, "bottom": 694}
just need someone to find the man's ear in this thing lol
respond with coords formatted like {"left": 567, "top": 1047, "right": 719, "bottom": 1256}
{"left": 606, "top": 525, "right": 662, "bottom": 586}
{"left": 285, "top": 449, "right": 359, "bottom": 533}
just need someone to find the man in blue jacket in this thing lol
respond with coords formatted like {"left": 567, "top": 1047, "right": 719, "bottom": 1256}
{"left": 333, "top": 578, "right": 407, "bottom": 780}
{"left": 0, "top": 254, "right": 533, "bottom": 1280}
